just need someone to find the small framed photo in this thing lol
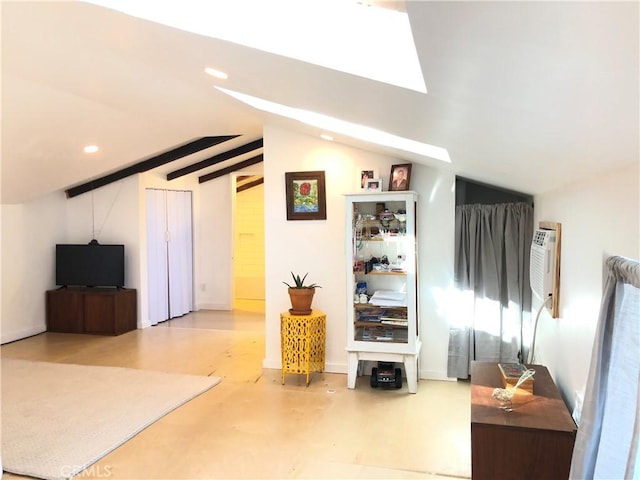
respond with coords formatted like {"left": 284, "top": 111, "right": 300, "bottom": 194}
{"left": 389, "top": 163, "right": 412, "bottom": 191}
{"left": 365, "top": 178, "right": 383, "bottom": 192}
{"left": 360, "top": 169, "right": 375, "bottom": 189}
{"left": 285, "top": 171, "right": 327, "bottom": 221}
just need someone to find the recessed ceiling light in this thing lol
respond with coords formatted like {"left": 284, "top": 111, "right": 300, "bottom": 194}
{"left": 83, "top": 145, "right": 99, "bottom": 154}
{"left": 204, "top": 67, "right": 228, "bottom": 80}
{"left": 320, "top": 134, "right": 334, "bottom": 141}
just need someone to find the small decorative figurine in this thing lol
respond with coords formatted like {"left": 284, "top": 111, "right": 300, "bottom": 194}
{"left": 492, "top": 368, "right": 536, "bottom": 412}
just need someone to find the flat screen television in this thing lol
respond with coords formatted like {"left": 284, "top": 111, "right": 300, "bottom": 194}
{"left": 55, "top": 243, "right": 125, "bottom": 288}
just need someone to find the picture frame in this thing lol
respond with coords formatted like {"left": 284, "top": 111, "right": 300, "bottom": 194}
{"left": 285, "top": 171, "right": 327, "bottom": 221}
{"left": 360, "top": 169, "right": 375, "bottom": 189}
{"left": 365, "top": 178, "right": 383, "bottom": 192}
{"left": 389, "top": 163, "right": 412, "bottom": 191}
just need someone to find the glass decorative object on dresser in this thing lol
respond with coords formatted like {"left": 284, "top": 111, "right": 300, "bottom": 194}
{"left": 345, "top": 191, "right": 421, "bottom": 393}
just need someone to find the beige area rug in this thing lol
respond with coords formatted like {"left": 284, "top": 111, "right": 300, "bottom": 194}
{"left": 1, "top": 358, "right": 221, "bottom": 480}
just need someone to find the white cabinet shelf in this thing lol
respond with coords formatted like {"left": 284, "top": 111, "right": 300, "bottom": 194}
{"left": 345, "top": 191, "right": 421, "bottom": 393}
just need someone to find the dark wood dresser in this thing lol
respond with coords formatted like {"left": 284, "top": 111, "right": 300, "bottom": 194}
{"left": 471, "top": 362, "right": 577, "bottom": 480}
{"left": 46, "top": 287, "right": 137, "bottom": 335}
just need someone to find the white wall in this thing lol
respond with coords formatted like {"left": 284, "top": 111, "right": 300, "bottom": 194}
{"left": 262, "top": 124, "right": 455, "bottom": 379}
{"left": 413, "top": 167, "right": 456, "bottom": 380}
{"left": 198, "top": 175, "right": 233, "bottom": 310}
{"left": 1, "top": 192, "right": 66, "bottom": 343}
{"left": 532, "top": 162, "right": 639, "bottom": 411}
{"left": 65, "top": 177, "right": 141, "bottom": 289}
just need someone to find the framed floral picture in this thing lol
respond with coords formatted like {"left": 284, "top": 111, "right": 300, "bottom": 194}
{"left": 285, "top": 171, "right": 327, "bottom": 220}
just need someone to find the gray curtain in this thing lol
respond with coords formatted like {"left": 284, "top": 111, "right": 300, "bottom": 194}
{"left": 570, "top": 256, "right": 639, "bottom": 480}
{"left": 447, "top": 202, "right": 533, "bottom": 379}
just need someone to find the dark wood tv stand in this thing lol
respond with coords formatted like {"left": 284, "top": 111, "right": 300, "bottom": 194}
{"left": 46, "top": 287, "right": 137, "bottom": 335}
{"left": 470, "top": 362, "right": 577, "bottom": 479}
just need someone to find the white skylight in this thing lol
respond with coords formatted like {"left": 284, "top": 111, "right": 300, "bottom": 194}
{"left": 85, "top": 0, "right": 426, "bottom": 92}
{"left": 217, "top": 87, "right": 450, "bottom": 162}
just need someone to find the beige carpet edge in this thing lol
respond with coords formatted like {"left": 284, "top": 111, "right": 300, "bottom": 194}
{"left": 2, "top": 358, "right": 221, "bottom": 480}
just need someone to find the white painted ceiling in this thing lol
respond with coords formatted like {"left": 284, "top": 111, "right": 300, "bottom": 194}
{"left": 2, "top": 1, "right": 638, "bottom": 204}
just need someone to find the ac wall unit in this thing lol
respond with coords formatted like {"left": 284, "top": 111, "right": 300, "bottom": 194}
{"left": 530, "top": 229, "right": 556, "bottom": 300}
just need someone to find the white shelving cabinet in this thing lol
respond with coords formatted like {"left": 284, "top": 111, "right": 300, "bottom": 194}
{"left": 344, "top": 191, "right": 421, "bottom": 393}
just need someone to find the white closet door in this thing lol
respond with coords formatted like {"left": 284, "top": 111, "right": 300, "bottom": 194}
{"left": 166, "top": 190, "right": 193, "bottom": 318}
{"left": 146, "top": 189, "right": 169, "bottom": 325}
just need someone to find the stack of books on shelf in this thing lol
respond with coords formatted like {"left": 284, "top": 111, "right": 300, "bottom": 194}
{"left": 356, "top": 308, "right": 407, "bottom": 324}
{"left": 379, "top": 311, "right": 408, "bottom": 326}
{"left": 357, "top": 308, "right": 385, "bottom": 322}
{"left": 360, "top": 326, "right": 395, "bottom": 341}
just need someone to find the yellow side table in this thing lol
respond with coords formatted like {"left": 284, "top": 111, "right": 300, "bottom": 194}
{"left": 280, "top": 309, "right": 326, "bottom": 386}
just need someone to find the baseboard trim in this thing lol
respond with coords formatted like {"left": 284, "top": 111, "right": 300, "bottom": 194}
{"left": 1, "top": 324, "right": 46, "bottom": 345}
{"left": 420, "top": 370, "right": 457, "bottom": 381}
{"left": 195, "top": 302, "right": 232, "bottom": 311}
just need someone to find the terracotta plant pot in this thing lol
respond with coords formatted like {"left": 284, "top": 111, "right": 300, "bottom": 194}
{"left": 288, "top": 287, "right": 315, "bottom": 315}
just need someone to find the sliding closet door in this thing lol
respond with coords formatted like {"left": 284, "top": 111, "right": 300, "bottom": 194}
{"left": 146, "top": 189, "right": 169, "bottom": 325}
{"left": 166, "top": 190, "right": 193, "bottom": 318}
{"left": 146, "top": 189, "right": 193, "bottom": 325}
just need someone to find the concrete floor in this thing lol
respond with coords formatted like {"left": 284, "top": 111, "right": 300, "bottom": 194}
{"left": 1, "top": 302, "right": 471, "bottom": 479}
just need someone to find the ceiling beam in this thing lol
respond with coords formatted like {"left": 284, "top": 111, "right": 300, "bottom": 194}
{"left": 167, "top": 138, "right": 263, "bottom": 181}
{"left": 65, "top": 136, "right": 238, "bottom": 198}
{"left": 237, "top": 177, "right": 264, "bottom": 193}
{"left": 199, "top": 154, "right": 264, "bottom": 184}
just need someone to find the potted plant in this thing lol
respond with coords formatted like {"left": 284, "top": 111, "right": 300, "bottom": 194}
{"left": 283, "top": 272, "right": 321, "bottom": 315}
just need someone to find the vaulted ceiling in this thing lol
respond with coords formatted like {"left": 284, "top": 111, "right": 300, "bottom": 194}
{"left": 2, "top": 1, "right": 637, "bottom": 204}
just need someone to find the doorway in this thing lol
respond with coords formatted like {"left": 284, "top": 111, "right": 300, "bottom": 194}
{"left": 232, "top": 174, "right": 265, "bottom": 314}
{"left": 146, "top": 188, "right": 194, "bottom": 324}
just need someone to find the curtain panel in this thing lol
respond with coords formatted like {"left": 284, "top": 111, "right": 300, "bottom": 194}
{"left": 570, "top": 256, "right": 639, "bottom": 480}
{"left": 448, "top": 202, "right": 533, "bottom": 379}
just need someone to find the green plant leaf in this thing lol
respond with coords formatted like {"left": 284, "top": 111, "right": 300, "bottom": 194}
{"left": 282, "top": 271, "right": 321, "bottom": 289}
